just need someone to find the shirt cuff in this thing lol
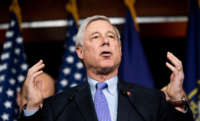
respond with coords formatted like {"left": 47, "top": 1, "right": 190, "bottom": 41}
{"left": 23, "top": 109, "right": 38, "bottom": 116}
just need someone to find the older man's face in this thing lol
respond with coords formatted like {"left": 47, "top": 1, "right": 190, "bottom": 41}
{"left": 77, "top": 20, "right": 121, "bottom": 74}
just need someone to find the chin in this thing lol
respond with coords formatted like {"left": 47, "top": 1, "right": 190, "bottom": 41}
{"left": 101, "top": 60, "right": 114, "bottom": 65}
{"left": 101, "top": 63, "right": 114, "bottom": 69}
{"left": 96, "top": 66, "right": 115, "bottom": 75}
{"left": 96, "top": 62, "right": 116, "bottom": 74}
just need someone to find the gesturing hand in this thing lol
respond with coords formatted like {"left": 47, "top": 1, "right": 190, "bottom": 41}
{"left": 24, "top": 60, "right": 45, "bottom": 110}
{"left": 162, "top": 52, "right": 187, "bottom": 112}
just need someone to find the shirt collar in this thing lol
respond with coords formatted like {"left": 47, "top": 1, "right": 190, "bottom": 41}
{"left": 88, "top": 76, "right": 118, "bottom": 95}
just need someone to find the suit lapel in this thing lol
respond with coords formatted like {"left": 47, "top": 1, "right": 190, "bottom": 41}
{"left": 74, "top": 80, "right": 146, "bottom": 121}
{"left": 117, "top": 81, "right": 145, "bottom": 121}
{"left": 75, "top": 82, "right": 98, "bottom": 121}
{"left": 117, "top": 81, "right": 134, "bottom": 121}
{"left": 117, "top": 90, "right": 131, "bottom": 121}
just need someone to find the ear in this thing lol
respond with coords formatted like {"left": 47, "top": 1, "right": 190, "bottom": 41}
{"left": 76, "top": 45, "right": 84, "bottom": 59}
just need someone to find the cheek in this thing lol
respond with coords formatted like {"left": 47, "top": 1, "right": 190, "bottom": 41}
{"left": 114, "top": 43, "right": 121, "bottom": 53}
{"left": 113, "top": 45, "right": 122, "bottom": 60}
{"left": 116, "top": 49, "right": 122, "bottom": 60}
{"left": 84, "top": 45, "right": 99, "bottom": 56}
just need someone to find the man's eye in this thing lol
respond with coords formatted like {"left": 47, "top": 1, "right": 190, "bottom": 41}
{"left": 91, "top": 35, "right": 99, "bottom": 39}
{"left": 108, "top": 34, "right": 115, "bottom": 39}
{"left": 109, "top": 35, "right": 114, "bottom": 38}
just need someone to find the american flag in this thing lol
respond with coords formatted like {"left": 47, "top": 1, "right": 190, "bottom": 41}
{"left": 57, "top": 13, "right": 86, "bottom": 92}
{"left": 0, "top": 11, "right": 28, "bottom": 121}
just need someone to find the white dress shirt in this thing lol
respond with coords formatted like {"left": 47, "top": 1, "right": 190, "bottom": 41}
{"left": 88, "top": 76, "right": 118, "bottom": 121}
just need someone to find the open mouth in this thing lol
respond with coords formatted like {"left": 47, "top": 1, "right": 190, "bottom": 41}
{"left": 100, "top": 51, "right": 112, "bottom": 57}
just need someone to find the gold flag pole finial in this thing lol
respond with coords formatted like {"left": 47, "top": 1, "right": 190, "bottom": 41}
{"left": 9, "top": 0, "right": 22, "bottom": 30}
{"left": 124, "top": 0, "right": 139, "bottom": 31}
{"left": 198, "top": 0, "right": 200, "bottom": 8}
{"left": 65, "top": 0, "right": 79, "bottom": 25}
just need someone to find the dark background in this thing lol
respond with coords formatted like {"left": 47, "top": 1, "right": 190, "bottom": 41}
{"left": 0, "top": 0, "right": 189, "bottom": 89}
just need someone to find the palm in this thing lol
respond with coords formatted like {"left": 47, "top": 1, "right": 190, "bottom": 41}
{"left": 24, "top": 60, "right": 45, "bottom": 109}
{"left": 164, "top": 52, "right": 185, "bottom": 101}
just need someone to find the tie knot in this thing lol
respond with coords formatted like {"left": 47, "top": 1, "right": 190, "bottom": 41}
{"left": 96, "top": 82, "right": 107, "bottom": 90}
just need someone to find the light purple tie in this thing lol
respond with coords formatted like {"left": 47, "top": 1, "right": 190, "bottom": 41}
{"left": 94, "top": 82, "right": 111, "bottom": 121}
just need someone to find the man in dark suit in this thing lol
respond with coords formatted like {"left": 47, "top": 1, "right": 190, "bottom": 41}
{"left": 20, "top": 15, "right": 194, "bottom": 121}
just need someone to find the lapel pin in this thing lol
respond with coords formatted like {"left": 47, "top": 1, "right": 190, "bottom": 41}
{"left": 127, "top": 91, "right": 131, "bottom": 96}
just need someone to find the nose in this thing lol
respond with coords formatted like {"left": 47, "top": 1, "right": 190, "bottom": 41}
{"left": 101, "top": 36, "right": 110, "bottom": 46}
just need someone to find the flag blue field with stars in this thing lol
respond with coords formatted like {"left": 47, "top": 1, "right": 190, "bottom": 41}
{"left": 57, "top": 14, "right": 86, "bottom": 92}
{"left": 184, "top": 0, "right": 200, "bottom": 120}
{"left": 0, "top": 12, "right": 28, "bottom": 121}
{"left": 119, "top": 8, "right": 154, "bottom": 88}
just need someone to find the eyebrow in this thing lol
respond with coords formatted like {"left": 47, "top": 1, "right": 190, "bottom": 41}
{"left": 90, "top": 30, "right": 115, "bottom": 36}
{"left": 107, "top": 30, "right": 115, "bottom": 35}
{"left": 90, "top": 32, "right": 99, "bottom": 36}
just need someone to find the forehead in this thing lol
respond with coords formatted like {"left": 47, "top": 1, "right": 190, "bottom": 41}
{"left": 85, "top": 19, "right": 115, "bottom": 34}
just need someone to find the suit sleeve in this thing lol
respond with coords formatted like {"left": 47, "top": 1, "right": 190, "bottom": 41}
{"left": 158, "top": 92, "right": 194, "bottom": 121}
{"left": 18, "top": 109, "right": 41, "bottom": 121}
{"left": 18, "top": 99, "right": 54, "bottom": 121}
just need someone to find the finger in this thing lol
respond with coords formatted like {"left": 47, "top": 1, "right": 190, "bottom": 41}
{"left": 167, "top": 52, "right": 179, "bottom": 67}
{"left": 25, "top": 63, "right": 44, "bottom": 87}
{"left": 168, "top": 52, "right": 182, "bottom": 64}
{"left": 167, "top": 52, "right": 182, "bottom": 67}
{"left": 33, "top": 63, "right": 45, "bottom": 73}
{"left": 31, "top": 70, "right": 44, "bottom": 87}
{"left": 29, "top": 63, "right": 45, "bottom": 75}
{"left": 32, "top": 70, "right": 43, "bottom": 81}
{"left": 32, "top": 60, "right": 43, "bottom": 68}
{"left": 165, "top": 62, "right": 176, "bottom": 72}
{"left": 29, "top": 60, "right": 44, "bottom": 72}
{"left": 31, "top": 60, "right": 44, "bottom": 69}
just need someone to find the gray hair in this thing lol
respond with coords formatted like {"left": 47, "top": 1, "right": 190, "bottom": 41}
{"left": 74, "top": 15, "right": 121, "bottom": 47}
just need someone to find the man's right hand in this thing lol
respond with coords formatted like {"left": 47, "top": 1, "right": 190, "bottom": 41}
{"left": 24, "top": 60, "right": 45, "bottom": 110}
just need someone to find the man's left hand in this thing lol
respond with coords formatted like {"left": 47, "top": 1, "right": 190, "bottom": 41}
{"left": 161, "top": 52, "right": 187, "bottom": 112}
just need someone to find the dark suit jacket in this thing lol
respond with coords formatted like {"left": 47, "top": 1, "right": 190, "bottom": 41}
{"left": 20, "top": 81, "right": 194, "bottom": 121}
